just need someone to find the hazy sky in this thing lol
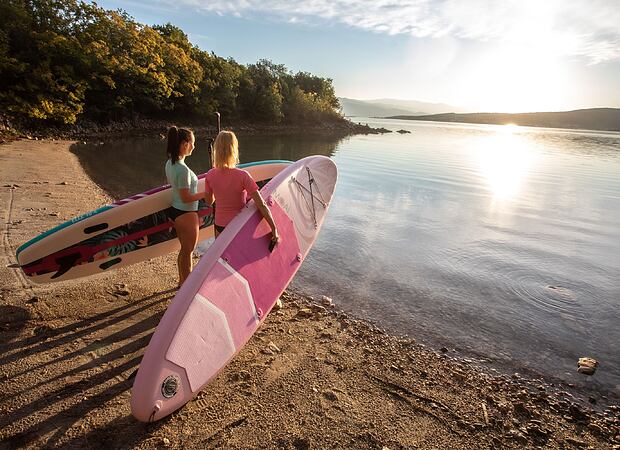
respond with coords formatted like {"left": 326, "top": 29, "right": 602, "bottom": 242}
{"left": 94, "top": 0, "right": 620, "bottom": 113}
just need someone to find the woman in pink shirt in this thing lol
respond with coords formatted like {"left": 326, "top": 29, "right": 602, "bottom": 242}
{"left": 204, "top": 131, "right": 279, "bottom": 245}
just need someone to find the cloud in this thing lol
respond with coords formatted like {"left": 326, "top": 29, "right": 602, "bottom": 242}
{"left": 163, "top": 0, "right": 620, "bottom": 63}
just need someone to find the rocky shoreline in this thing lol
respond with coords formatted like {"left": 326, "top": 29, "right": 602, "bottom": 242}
{"left": 0, "top": 115, "right": 391, "bottom": 145}
{"left": 0, "top": 139, "right": 618, "bottom": 449}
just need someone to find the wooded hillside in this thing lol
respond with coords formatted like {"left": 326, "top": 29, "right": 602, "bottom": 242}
{"left": 0, "top": 0, "right": 342, "bottom": 127}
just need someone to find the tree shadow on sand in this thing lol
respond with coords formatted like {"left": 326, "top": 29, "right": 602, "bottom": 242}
{"left": 0, "top": 288, "right": 175, "bottom": 366}
{"left": 2, "top": 355, "right": 147, "bottom": 448}
{"left": 58, "top": 413, "right": 170, "bottom": 449}
{"left": 0, "top": 289, "right": 177, "bottom": 448}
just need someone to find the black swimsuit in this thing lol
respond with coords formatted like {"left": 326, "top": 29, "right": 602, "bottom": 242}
{"left": 167, "top": 206, "right": 197, "bottom": 221}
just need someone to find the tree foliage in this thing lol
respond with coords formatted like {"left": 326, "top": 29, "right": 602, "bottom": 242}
{"left": 0, "top": 0, "right": 342, "bottom": 126}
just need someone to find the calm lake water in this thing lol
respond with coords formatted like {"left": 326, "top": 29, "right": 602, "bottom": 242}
{"left": 73, "top": 118, "right": 620, "bottom": 399}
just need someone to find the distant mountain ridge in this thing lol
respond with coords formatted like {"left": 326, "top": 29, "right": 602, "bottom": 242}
{"left": 366, "top": 98, "right": 461, "bottom": 114}
{"left": 387, "top": 108, "right": 620, "bottom": 132}
{"left": 339, "top": 97, "right": 460, "bottom": 117}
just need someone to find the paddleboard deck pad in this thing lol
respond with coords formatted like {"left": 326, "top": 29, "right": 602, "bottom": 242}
{"left": 16, "top": 161, "right": 291, "bottom": 283}
{"left": 131, "top": 155, "right": 337, "bottom": 422}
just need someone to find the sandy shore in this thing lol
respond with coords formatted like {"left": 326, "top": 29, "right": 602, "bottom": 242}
{"left": 0, "top": 139, "right": 618, "bottom": 449}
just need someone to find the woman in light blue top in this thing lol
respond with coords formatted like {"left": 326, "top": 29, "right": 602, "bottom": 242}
{"left": 165, "top": 126, "right": 205, "bottom": 285}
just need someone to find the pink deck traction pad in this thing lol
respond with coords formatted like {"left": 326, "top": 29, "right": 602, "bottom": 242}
{"left": 221, "top": 201, "right": 301, "bottom": 316}
{"left": 166, "top": 295, "right": 236, "bottom": 393}
{"left": 167, "top": 201, "right": 301, "bottom": 394}
{"left": 197, "top": 262, "right": 258, "bottom": 350}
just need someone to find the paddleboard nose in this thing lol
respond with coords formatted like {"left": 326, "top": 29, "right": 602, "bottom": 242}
{"left": 130, "top": 367, "right": 189, "bottom": 422}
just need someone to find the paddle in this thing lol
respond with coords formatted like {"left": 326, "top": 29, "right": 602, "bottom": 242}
{"left": 206, "top": 111, "right": 220, "bottom": 169}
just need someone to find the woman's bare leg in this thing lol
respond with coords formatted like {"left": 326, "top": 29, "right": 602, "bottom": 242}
{"left": 174, "top": 212, "right": 199, "bottom": 285}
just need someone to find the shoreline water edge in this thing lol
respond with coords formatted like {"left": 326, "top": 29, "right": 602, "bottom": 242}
{"left": 0, "top": 117, "right": 391, "bottom": 145}
{"left": 0, "top": 139, "right": 618, "bottom": 448}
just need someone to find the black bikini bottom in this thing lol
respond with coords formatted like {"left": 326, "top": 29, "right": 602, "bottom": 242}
{"left": 167, "top": 207, "right": 197, "bottom": 221}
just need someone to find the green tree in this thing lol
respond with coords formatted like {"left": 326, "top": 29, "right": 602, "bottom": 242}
{"left": 193, "top": 52, "right": 243, "bottom": 120}
{"left": 153, "top": 23, "right": 192, "bottom": 54}
{"left": 292, "top": 71, "right": 340, "bottom": 110}
{"left": 0, "top": 1, "right": 345, "bottom": 127}
{"left": 0, "top": 0, "right": 89, "bottom": 124}
{"left": 280, "top": 72, "right": 341, "bottom": 124}
{"left": 78, "top": 11, "right": 201, "bottom": 120}
{"left": 238, "top": 59, "right": 288, "bottom": 122}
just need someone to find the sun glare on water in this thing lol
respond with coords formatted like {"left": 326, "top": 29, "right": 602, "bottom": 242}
{"left": 477, "top": 125, "right": 534, "bottom": 200}
{"left": 502, "top": 123, "right": 519, "bottom": 133}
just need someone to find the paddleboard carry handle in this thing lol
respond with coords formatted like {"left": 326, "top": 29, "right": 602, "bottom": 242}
{"left": 83, "top": 222, "right": 109, "bottom": 234}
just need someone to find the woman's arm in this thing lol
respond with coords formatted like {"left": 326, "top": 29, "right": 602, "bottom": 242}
{"left": 251, "top": 190, "right": 279, "bottom": 242}
{"left": 204, "top": 191, "right": 214, "bottom": 205}
{"left": 178, "top": 188, "right": 206, "bottom": 204}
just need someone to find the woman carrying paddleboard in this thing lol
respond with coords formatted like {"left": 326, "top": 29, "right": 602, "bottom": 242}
{"left": 165, "top": 126, "right": 204, "bottom": 285}
{"left": 205, "top": 131, "right": 279, "bottom": 245}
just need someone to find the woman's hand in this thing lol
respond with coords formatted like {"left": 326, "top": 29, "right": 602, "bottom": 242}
{"left": 271, "top": 228, "right": 279, "bottom": 243}
{"left": 251, "top": 190, "right": 279, "bottom": 250}
{"left": 269, "top": 228, "right": 279, "bottom": 253}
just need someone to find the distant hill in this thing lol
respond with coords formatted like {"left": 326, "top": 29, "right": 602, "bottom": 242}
{"left": 387, "top": 108, "right": 620, "bottom": 132}
{"left": 339, "top": 97, "right": 459, "bottom": 117}
{"left": 366, "top": 98, "right": 462, "bottom": 115}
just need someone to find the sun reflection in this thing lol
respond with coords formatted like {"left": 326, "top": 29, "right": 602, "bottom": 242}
{"left": 477, "top": 129, "right": 533, "bottom": 199}
{"left": 501, "top": 123, "right": 519, "bottom": 133}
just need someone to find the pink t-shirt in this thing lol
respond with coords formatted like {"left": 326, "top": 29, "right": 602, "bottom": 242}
{"left": 204, "top": 168, "right": 259, "bottom": 227}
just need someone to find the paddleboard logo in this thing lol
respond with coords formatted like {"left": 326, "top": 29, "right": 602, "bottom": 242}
{"left": 161, "top": 375, "right": 180, "bottom": 398}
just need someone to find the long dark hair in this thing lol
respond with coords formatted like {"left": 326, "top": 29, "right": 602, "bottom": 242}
{"left": 166, "top": 126, "right": 193, "bottom": 164}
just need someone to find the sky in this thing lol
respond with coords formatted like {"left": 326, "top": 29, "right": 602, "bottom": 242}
{"left": 93, "top": 0, "right": 620, "bottom": 113}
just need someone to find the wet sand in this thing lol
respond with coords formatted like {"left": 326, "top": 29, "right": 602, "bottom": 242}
{"left": 0, "top": 139, "right": 618, "bottom": 449}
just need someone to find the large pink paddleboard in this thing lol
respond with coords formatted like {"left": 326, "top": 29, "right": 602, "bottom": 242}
{"left": 131, "top": 155, "right": 337, "bottom": 422}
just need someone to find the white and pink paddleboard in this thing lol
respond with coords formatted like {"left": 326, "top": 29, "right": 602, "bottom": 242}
{"left": 15, "top": 161, "right": 291, "bottom": 283}
{"left": 131, "top": 155, "right": 338, "bottom": 422}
